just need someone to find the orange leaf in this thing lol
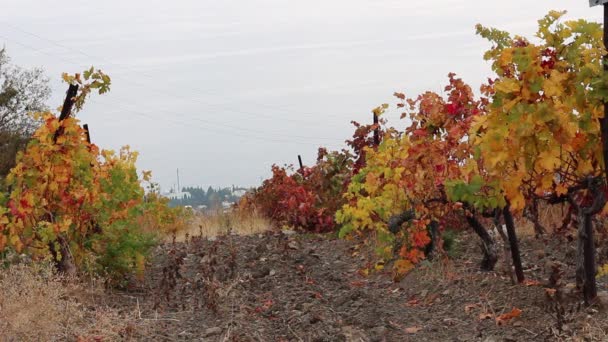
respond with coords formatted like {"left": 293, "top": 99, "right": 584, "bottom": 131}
{"left": 496, "top": 308, "right": 522, "bottom": 325}
{"left": 405, "top": 298, "right": 419, "bottom": 307}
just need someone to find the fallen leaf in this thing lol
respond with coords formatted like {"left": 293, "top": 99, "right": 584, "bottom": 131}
{"left": 523, "top": 279, "right": 542, "bottom": 286}
{"left": 405, "top": 326, "right": 422, "bottom": 334}
{"left": 465, "top": 304, "right": 478, "bottom": 313}
{"left": 405, "top": 298, "right": 419, "bottom": 307}
{"left": 350, "top": 280, "right": 365, "bottom": 287}
{"left": 496, "top": 308, "right": 522, "bottom": 325}
{"left": 479, "top": 312, "right": 494, "bottom": 320}
{"left": 544, "top": 288, "right": 557, "bottom": 298}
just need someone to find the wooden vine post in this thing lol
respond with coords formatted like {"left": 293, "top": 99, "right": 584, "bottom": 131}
{"left": 373, "top": 112, "right": 380, "bottom": 147}
{"left": 298, "top": 155, "right": 304, "bottom": 174}
{"left": 83, "top": 123, "right": 91, "bottom": 144}
{"left": 584, "top": 0, "right": 608, "bottom": 304}
{"left": 49, "top": 83, "right": 79, "bottom": 275}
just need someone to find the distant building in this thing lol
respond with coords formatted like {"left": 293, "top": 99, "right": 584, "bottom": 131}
{"left": 163, "top": 191, "right": 191, "bottom": 200}
{"left": 232, "top": 189, "right": 248, "bottom": 197}
{"left": 221, "top": 201, "right": 234, "bottom": 211}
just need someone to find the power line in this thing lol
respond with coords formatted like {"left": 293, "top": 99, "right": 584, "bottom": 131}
{"left": 0, "top": 22, "right": 358, "bottom": 126}
{"left": 85, "top": 97, "right": 347, "bottom": 148}
{"left": 1, "top": 33, "right": 355, "bottom": 143}
{"left": 50, "top": 84, "right": 349, "bottom": 143}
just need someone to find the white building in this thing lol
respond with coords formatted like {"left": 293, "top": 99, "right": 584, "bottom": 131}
{"left": 232, "top": 189, "right": 248, "bottom": 197}
{"left": 163, "top": 191, "right": 191, "bottom": 200}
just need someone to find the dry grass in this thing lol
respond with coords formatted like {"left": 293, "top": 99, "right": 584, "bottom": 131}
{"left": 515, "top": 202, "right": 570, "bottom": 237}
{"left": 0, "top": 263, "right": 138, "bottom": 341}
{"left": 173, "top": 209, "right": 272, "bottom": 241}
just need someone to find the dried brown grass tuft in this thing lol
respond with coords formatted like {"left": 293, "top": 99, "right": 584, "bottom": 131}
{"left": 516, "top": 202, "right": 569, "bottom": 237}
{"left": 0, "top": 263, "right": 137, "bottom": 341}
{"left": 173, "top": 208, "right": 272, "bottom": 241}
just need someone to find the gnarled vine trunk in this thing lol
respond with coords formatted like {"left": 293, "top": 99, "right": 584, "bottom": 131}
{"left": 387, "top": 210, "right": 415, "bottom": 234}
{"left": 387, "top": 210, "right": 442, "bottom": 260}
{"left": 503, "top": 204, "right": 525, "bottom": 283}
{"left": 524, "top": 198, "right": 546, "bottom": 238}
{"left": 48, "top": 235, "right": 77, "bottom": 276}
{"left": 493, "top": 210, "right": 515, "bottom": 283}
{"left": 465, "top": 214, "right": 498, "bottom": 271}
{"left": 425, "top": 220, "right": 442, "bottom": 260}
{"left": 57, "top": 236, "right": 77, "bottom": 276}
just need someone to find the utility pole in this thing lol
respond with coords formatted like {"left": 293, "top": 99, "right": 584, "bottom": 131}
{"left": 177, "top": 168, "right": 180, "bottom": 192}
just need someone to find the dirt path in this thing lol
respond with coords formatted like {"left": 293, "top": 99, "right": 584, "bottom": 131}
{"left": 110, "top": 230, "right": 608, "bottom": 341}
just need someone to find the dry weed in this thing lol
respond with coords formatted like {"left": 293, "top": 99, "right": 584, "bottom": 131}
{"left": 173, "top": 209, "right": 271, "bottom": 241}
{"left": 0, "top": 263, "right": 137, "bottom": 341}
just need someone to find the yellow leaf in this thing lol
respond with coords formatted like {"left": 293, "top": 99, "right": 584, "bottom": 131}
{"left": 539, "top": 174, "right": 554, "bottom": 191}
{"left": 494, "top": 79, "right": 520, "bottom": 94}
{"left": 142, "top": 170, "right": 152, "bottom": 182}
{"left": 598, "top": 263, "right": 608, "bottom": 278}
{"left": 503, "top": 96, "right": 521, "bottom": 112}
{"left": 536, "top": 151, "right": 561, "bottom": 172}
{"left": 486, "top": 151, "right": 508, "bottom": 168}
{"left": 394, "top": 259, "right": 414, "bottom": 275}
{"left": 498, "top": 48, "right": 513, "bottom": 66}
{"left": 10, "top": 235, "right": 23, "bottom": 253}
{"left": 543, "top": 70, "right": 568, "bottom": 97}
{"left": 507, "top": 190, "right": 525, "bottom": 212}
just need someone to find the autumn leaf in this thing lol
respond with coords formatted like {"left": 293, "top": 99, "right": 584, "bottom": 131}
{"left": 464, "top": 304, "right": 478, "bottom": 313}
{"left": 405, "top": 326, "right": 422, "bottom": 334}
{"left": 544, "top": 288, "right": 557, "bottom": 298}
{"left": 479, "top": 312, "right": 494, "bottom": 320}
{"left": 523, "top": 279, "right": 542, "bottom": 286}
{"left": 496, "top": 308, "right": 522, "bottom": 325}
{"left": 142, "top": 170, "right": 152, "bottom": 182}
{"left": 494, "top": 79, "right": 520, "bottom": 94}
{"left": 405, "top": 298, "right": 420, "bottom": 307}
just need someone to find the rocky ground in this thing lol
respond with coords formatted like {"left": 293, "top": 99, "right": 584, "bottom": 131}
{"left": 100, "top": 228, "right": 608, "bottom": 341}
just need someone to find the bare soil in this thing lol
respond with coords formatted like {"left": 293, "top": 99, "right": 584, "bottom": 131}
{"left": 107, "top": 230, "right": 608, "bottom": 341}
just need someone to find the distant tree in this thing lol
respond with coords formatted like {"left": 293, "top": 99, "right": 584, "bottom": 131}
{"left": 0, "top": 48, "right": 51, "bottom": 179}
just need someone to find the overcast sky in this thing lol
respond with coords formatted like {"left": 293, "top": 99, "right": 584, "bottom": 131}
{"left": 0, "top": 1, "right": 603, "bottom": 191}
